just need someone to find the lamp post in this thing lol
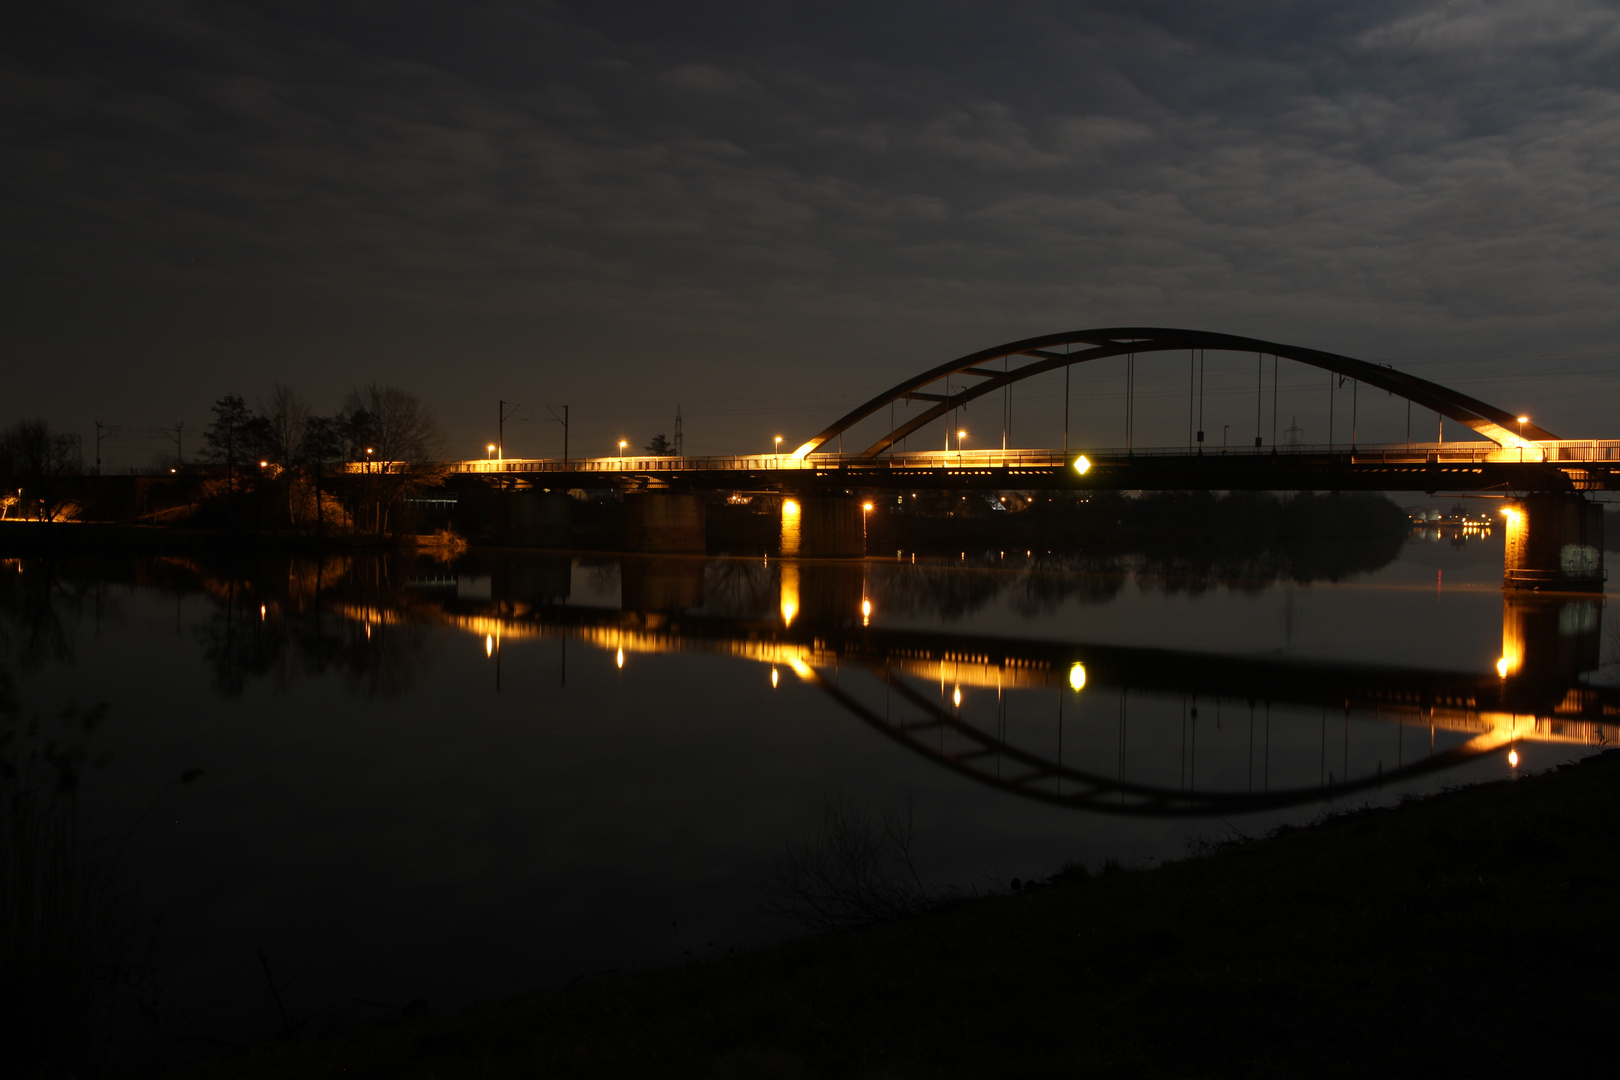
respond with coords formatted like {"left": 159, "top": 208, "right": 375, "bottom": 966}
{"left": 774, "top": 435, "right": 782, "bottom": 455}
{"left": 365, "top": 447, "right": 374, "bottom": 474}
{"left": 618, "top": 439, "right": 628, "bottom": 461}
{"left": 487, "top": 443, "right": 496, "bottom": 461}
{"left": 956, "top": 429, "right": 967, "bottom": 466}
{"left": 1517, "top": 416, "right": 1529, "bottom": 462}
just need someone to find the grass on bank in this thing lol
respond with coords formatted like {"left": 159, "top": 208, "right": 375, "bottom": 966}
{"left": 163, "top": 753, "right": 1620, "bottom": 1079}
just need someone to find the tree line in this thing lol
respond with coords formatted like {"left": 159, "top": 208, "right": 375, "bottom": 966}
{"left": 1, "top": 383, "right": 446, "bottom": 536}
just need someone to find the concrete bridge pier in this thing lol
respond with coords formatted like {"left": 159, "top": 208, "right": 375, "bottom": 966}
{"left": 1502, "top": 494, "right": 1605, "bottom": 591}
{"left": 781, "top": 495, "right": 866, "bottom": 557}
{"left": 623, "top": 492, "right": 706, "bottom": 553}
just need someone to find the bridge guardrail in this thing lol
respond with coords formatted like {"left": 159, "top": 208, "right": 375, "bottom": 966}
{"left": 341, "top": 438, "right": 1620, "bottom": 475}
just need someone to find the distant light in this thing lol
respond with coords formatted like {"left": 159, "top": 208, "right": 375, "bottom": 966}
{"left": 1517, "top": 416, "right": 1529, "bottom": 424}
{"left": 952, "top": 685, "right": 962, "bottom": 707}
{"left": 862, "top": 502, "right": 874, "bottom": 512}
{"left": 259, "top": 604, "right": 267, "bottom": 620}
{"left": 615, "top": 647, "right": 625, "bottom": 668}
{"left": 1069, "top": 663, "right": 1087, "bottom": 692}
{"left": 782, "top": 499, "right": 800, "bottom": 516}
{"left": 1497, "top": 656, "right": 1510, "bottom": 678}
{"left": 1073, "top": 455, "right": 1091, "bottom": 475}
{"left": 259, "top": 460, "right": 268, "bottom": 467}
{"left": 770, "top": 667, "right": 779, "bottom": 689}
{"left": 861, "top": 598, "right": 872, "bottom": 620}
{"left": 486, "top": 634, "right": 494, "bottom": 657}
{"left": 1508, "top": 749, "right": 1520, "bottom": 768}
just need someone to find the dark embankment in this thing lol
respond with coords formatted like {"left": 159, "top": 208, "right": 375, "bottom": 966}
{"left": 155, "top": 751, "right": 1620, "bottom": 1078}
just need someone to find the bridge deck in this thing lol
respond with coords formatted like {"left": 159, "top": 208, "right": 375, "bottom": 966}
{"left": 349, "top": 440, "right": 1620, "bottom": 493}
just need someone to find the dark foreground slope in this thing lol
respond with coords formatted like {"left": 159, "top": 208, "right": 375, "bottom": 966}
{"left": 167, "top": 753, "right": 1620, "bottom": 1079}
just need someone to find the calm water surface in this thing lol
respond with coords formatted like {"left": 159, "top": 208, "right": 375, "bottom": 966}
{"left": 3, "top": 525, "right": 1614, "bottom": 1058}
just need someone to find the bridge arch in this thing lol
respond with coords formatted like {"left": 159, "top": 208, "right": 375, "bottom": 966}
{"left": 794, "top": 327, "right": 1553, "bottom": 460}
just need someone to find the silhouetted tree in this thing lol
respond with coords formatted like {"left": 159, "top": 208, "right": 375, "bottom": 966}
{"left": 645, "top": 433, "right": 673, "bottom": 454}
{"left": 337, "top": 384, "right": 447, "bottom": 536}
{"left": 0, "top": 419, "right": 83, "bottom": 520}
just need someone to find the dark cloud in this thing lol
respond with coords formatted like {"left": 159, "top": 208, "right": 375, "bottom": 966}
{"left": 3, "top": 0, "right": 1618, "bottom": 458}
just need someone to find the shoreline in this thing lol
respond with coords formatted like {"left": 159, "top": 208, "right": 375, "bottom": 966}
{"left": 150, "top": 751, "right": 1620, "bottom": 1078}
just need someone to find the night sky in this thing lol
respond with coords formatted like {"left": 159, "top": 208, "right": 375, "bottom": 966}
{"left": 6, "top": 1, "right": 1619, "bottom": 465}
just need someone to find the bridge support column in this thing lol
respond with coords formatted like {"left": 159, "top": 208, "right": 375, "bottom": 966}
{"left": 781, "top": 495, "right": 865, "bottom": 557}
{"left": 623, "top": 492, "right": 706, "bottom": 553}
{"left": 1502, "top": 494, "right": 1604, "bottom": 591}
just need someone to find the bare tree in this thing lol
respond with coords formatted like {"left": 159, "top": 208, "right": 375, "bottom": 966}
{"left": 259, "top": 384, "right": 310, "bottom": 525}
{"left": 758, "top": 797, "right": 938, "bottom": 932}
{"left": 0, "top": 420, "right": 83, "bottom": 520}
{"left": 337, "top": 385, "right": 447, "bottom": 536}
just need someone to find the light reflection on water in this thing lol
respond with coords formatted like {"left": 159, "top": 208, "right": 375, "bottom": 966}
{"left": 0, "top": 531, "right": 1612, "bottom": 1058}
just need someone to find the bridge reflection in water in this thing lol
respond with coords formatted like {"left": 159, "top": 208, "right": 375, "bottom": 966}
{"left": 376, "top": 556, "right": 1614, "bottom": 817}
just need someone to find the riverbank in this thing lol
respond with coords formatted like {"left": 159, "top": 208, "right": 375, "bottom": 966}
{"left": 152, "top": 749, "right": 1620, "bottom": 1078}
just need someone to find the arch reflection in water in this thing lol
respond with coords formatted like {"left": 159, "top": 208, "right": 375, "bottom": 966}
{"left": 412, "top": 561, "right": 1612, "bottom": 818}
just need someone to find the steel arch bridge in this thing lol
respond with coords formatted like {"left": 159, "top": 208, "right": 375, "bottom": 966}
{"left": 793, "top": 326, "right": 1556, "bottom": 459}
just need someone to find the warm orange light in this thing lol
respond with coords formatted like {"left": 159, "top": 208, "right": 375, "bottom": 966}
{"left": 862, "top": 502, "right": 874, "bottom": 512}
{"left": 618, "top": 440, "right": 627, "bottom": 453}
{"left": 1073, "top": 455, "right": 1091, "bottom": 475}
{"left": 1517, "top": 416, "right": 1529, "bottom": 424}
{"left": 615, "top": 647, "right": 625, "bottom": 668}
{"left": 1497, "top": 656, "right": 1510, "bottom": 678}
{"left": 770, "top": 667, "right": 779, "bottom": 689}
{"left": 486, "top": 634, "right": 494, "bottom": 657}
{"left": 952, "top": 685, "right": 962, "bottom": 707}
{"left": 258, "top": 460, "right": 268, "bottom": 467}
{"left": 259, "top": 604, "right": 267, "bottom": 620}
{"left": 1508, "top": 749, "right": 1520, "bottom": 767}
{"left": 1069, "top": 663, "right": 1087, "bottom": 691}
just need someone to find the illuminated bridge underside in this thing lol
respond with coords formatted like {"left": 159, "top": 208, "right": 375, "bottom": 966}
{"left": 363, "top": 600, "right": 1618, "bottom": 817}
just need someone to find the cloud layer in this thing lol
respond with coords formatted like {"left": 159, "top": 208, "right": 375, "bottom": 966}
{"left": 4, "top": 0, "right": 1618, "bottom": 455}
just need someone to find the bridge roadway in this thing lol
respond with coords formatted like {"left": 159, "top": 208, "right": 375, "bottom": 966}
{"left": 425, "top": 440, "right": 1620, "bottom": 494}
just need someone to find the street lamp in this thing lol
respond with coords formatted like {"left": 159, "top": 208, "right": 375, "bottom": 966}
{"left": 487, "top": 443, "right": 496, "bottom": 460}
{"left": 365, "top": 447, "right": 374, "bottom": 473}
{"left": 774, "top": 435, "right": 783, "bottom": 454}
{"left": 618, "top": 439, "right": 628, "bottom": 459}
{"left": 1517, "top": 416, "right": 1529, "bottom": 461}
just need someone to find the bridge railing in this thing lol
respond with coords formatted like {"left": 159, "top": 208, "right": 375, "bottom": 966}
{"left": 344, "top": 438, "right": 1620, "bottom": 475}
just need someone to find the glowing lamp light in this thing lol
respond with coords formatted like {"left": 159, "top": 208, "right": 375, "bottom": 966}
{"left": 259, "top": 460, "right": 268, "bottom": 468}
{"left": 486, "top": 634, "right": 494, "bottom": 657}
{"left": 1497, "top": 656, "right": 1510, "bottom": 678}
{"left": 259, "top": 604, "right": 267, "bottom": 620}
{"left": 1073, "top": 455, "right": 1091, "bottom": 475}
{"left": 1508, "top": 749, "right": 1520, "bottom": 768}
{"left": 1069, "top": 663, "right": 1087, "bottom": 692}
{"left": 615, "top": 647, "right": 625, "bottom": 669}
{"left": 862, "top": 502, "right": 874, "bottom": 512}
{"left": 774, "top": 436, "right": 783, "bottom": 452}
{"left": 771, "top": 667, "right": 779, "bottom": 689}
{"left": 952, "top": 685, "right": 962, "bottom": 708}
